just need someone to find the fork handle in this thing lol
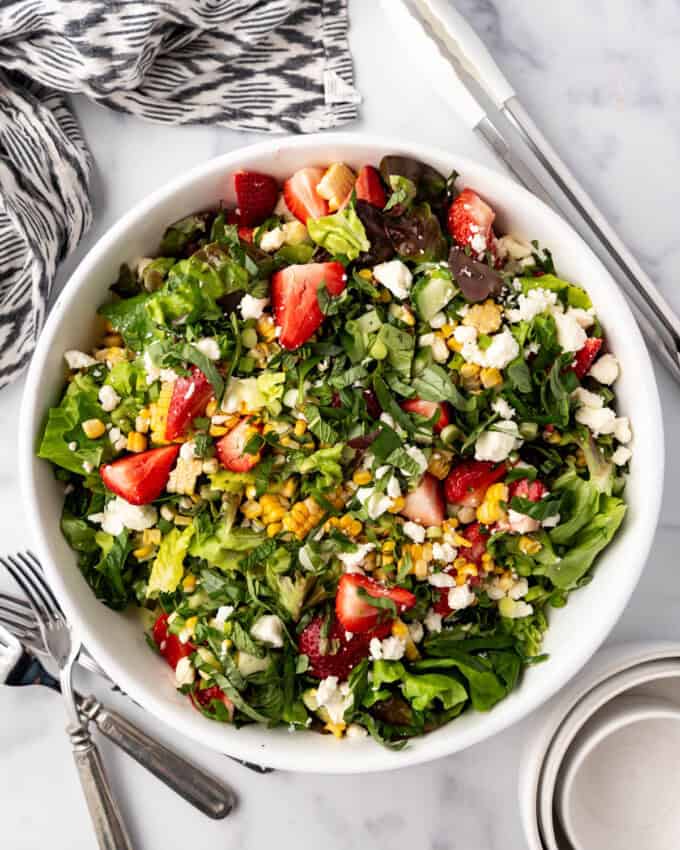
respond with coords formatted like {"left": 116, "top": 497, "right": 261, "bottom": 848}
{"left": 80, "top": 697, "right": 235, "bottom": 819}
{"left": 69, "top": 725, "right": 133, "bottom": 850}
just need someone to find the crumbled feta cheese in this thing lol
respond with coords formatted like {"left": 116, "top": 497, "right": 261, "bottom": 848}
{"left": 239, "top": 294, "right": 270, "bottom": 321}
{"left": 386, "top": 476, "right": 402, "bottom": 499}
{"left": 429, "top": 312, "right": 447, "bottom": 329}
{"left": 424, "top": 609, "right": 443, "bottom": 633}
{"left": 486, "top": 580, "right": 506, "bottom": 601}
{"left": 89, "top": 496, "right": 158, "bottom": 536}
{"left": 250, "top": 614, "right": 284, "bottom": 648}
{"left": 474, "top": 420, "right": 522, "bottom": 462}
{"left": 408, "top": 621, "right": 424, "bottom": 644}
{"left": 160, "top": 368, "right": 178, "bottom": 383}
{"left": 215, "top": 605, "right": 234, "bottom": 626}
{"left": 108, "top": 427, "right": 127, "bottom": 452}
{"left": 68, "top": 441, "right": 77, "bottom": 451}
{"left": 175, "top": 657, "right": 195, "bottom": 687}
{"left": 355, "top": 486, "right": 393, "bottom": 520}
{"left": 337, "top": 542, "right": 375, "bottom": 572}
{"left": 572, "top": 387, "right": 603, "bottom": 409}
{"left": 612, "top": 445, "right": 632, "bottom": 466}
{"left": 575, "top": 405, "right": 617, "bottom": 436}
{"left": 316, "top": 677, "right": 353, "bottom": 724}
{"left": 508, "top": 577, "right": 529, "bottom": 600}
{"left": 373, "top": 260, "right": 413, "bottom": 300}
{"left": 458, "top": 326, "right": 520, "bottom": 370}
{"left": 419, "top": 332, "right": 449, "bottom": 363}
{"left": 346, "top": 723, "right": 368, "bottom": 739}
{"left": 568, "top": 308, "right": 595, "bottom": 329}
{"left": 369, "top": 636, "right": 406, "bottom": 661}
{"left": 428, "top": 571, "right": 456, "bottom": 588}
{"left": 588, "top": 353, "right": 619, "bottom": 385}
{"left": 470, "top": 232, "right": 488, "bottom": 256}
{"left": 496, "top": 235, "right": 534, "bottom": 261}
{"left": 403, "top": 521, "right": 425, "bottom": 543}
{"left": 453, "top": 324, "right": 477, "bottom": 345}
{"left": 552, "top": 309, "right": 587, "bottom": 353}
{"left": 500, "top": 598, "right": 534, "bottom": 619}
{"left": 64, "top": 350, "right": 97, "bottom": 370}
{"left": 506, "top": 288, "right": 558, "bottom": 323}
{"left": 447, "top": 584, "right": 476, "bottom": 611}
{"left": 194, "top": 337, "right": 221, "bottom": 360}
{"left": 491, "top": 397, "right": 515, "bottom": 419}
{"left": 179, "top": 441, "right": 196, "bottom": 461}
{"left": 97, "top": 385, "right": 120, "bottom": 413}
{"left": 432, "top": 542, "right": 457, "bottom": 563}
{"left": 613, "top": 417, "right": 632, "bottom": 444}
{"left": 259, "top": 227, "right": 286, "bottom": 253}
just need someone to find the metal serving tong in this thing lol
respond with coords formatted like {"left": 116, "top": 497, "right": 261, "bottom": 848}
{"left": 380, "top": 0, "right": 680, "bottom": 382}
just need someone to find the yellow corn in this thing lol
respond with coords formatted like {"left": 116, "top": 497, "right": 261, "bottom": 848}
{"left": 150, "top": 381, "right": 174, "bottom": 444}
{"left": 282, "top": 497, "right": 324, "bottom": 539}
{"left": 182, "top": 574, "right": 197, "bottom": 593}
{"left": 280, "top": 478, "right": 297, "bottom": 499}
{"left": 133, "top": 544, "right": 154, "bottom": 560}
{"left": 173, "top": 514, "right": 193, "bottom": 527}
{"left": 545, "top": 429, "right": 562, "bottom": 445}
{"left": 379, "top": 289, "right": 391, "bottom": 303}
{"left": 209, "top": 424, "right": 229, "bottom": 437}
{"left": 241, "top": 500, "right": 263, "bottom": 520}
{"left": 206, "top": 399, "right": 218, "bottom": 417}
{"left": 480, "top": 368, "right": 503, "bottom": 389}
{"left": 428, "top": 450, "right": 453, "bottom": 480}
{"left": 476, "top": 483, "right": 508, "bottom": 525}
{"left": 442, "top": 518, "right": 459, "bottom": 532}
{"left": 414, "top": 559, "right": 429, "bottom": 580}
{"left": 316, "top": 162, "right": 356, "bottom": 211}
{"left": 126, "top": 431, "right": 147, "bottom": 453}
{"left": 392, "top": 619, "right": 419, "bottom": 661}
{"left": 382, "top": 540, "right": 395, "bottom": 553}
{"left": 245, "top": 484, "right": 257, "bottom": 500}
{"left": 324, "top": 720, "right": 347, "bottom": 738}
{"left": 462, "top": 300, "right": 502, "bottom": 334}
{"left": 82, "top": 419, "right": 106, "bottom": 440}
{"left": 142, "top": 528, "right": 162, "bottom": 546}
{"left": 352, "top": 470, "right": 372, "bottom": 486}
{"left": 294, "top": 419, "right": 307, "bottom": 437}
{"left": 95, "top": 346, "right": 127, "bottom": 366}
{"left": 519, "top": 536, "right": 542, "bottom": 555}
{"left": 388, "top": 496, "right": 405, "bottom": 514}
{"left": 358, "top": 269, "right": 373, "bottom": 280}
{"left": 447, "top": 337, "right": 462, "bottom": 352}
{"left": 256, "top": 315, "right": 277, "bottom": 342}
{"left": 261, "top": 493, "right": 288, "bottom": 524}
{"left": 166, "top": 457, "right": 202, "bottom": 496}
{"left": 441, "top": 323, "right": 456, "bottom": 338}
{"left": 266, "top": 522, "right": 283, "bottom": 538}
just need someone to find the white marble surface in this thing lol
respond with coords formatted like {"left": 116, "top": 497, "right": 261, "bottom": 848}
{"left": 2, "top": 1, "right": 680, "bottom": 847}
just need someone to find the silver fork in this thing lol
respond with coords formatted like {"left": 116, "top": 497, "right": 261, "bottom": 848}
{"left": 3, "top": 552, "right": 133, "bottom": 850}
{"left": 0, "top": 582, "right": 236, "bottom": 818}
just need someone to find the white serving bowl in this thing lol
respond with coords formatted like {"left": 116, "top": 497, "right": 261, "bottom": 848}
{"left": 19, "top": 134, "right": 663, "bottom": 773}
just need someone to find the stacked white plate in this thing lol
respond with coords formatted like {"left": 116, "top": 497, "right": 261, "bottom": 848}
{"left": 520, "top": 642, "right": 680, "bottom": 850}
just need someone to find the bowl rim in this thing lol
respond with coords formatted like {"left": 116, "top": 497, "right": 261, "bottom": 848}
{"left": 19, "top": 132, "right": 664, "bottom": 773}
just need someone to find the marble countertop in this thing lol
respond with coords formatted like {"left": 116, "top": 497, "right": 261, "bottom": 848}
{"left": 2, "top": 1, "right": 679, "bottom": 847}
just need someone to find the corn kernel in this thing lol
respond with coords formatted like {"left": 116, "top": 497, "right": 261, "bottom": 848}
{"left": 245, "top": 484, "right": 257, "bottom": 500}
{"left": 316, "top": 162, "right": 356, "bottom": 211}
{"left": 462, "top": 300, "right": 502, "bottom": 334}
{"left": 294, "top": 419, "right": 307, "bottom": 437}
{"left": 382, "top": 540, "right": 395, "bottom": 553}
{"left": 358, "top": 268, "right": 373, "bottom": 280}
{"left": 185, "top": 616, "right": 198, "bottom": 635}
{"left": 388, "top": 496, "right": 405, "bottom": 513}
{"left": 519, "top": 536, "right": 542, "bottom": 555}
{"left": 206, "top": 399, "right": 218, "bottom": 417}
{"left": 352, "top": 469, "right": 372, "bottom": 486}
{"left": 133, "top": 544, "right": 154, "bottom": 560}
{"left": 182, "top": 574, "right": 197, "bottom": 593}
{"left": 256, "top": 315, "right": 277, "bottom": 342}
{"left": 142, "top": 528, "right": 162, "bottom": 546}
{"left": 414, "top": 559, "right": 429, "bottom": 580}
{"left": 280, "top": 479, "right": 297, "bottom": 499}
{"left": 460, "top": 362, "right": 480, "bottom": 379}
{"left": 209, "top": 424, "right": 229, "bottom": 437}
{"left": 480, "top": 367, "right": 503, "bottom": 389}
{"left": 447, "top": 336, "right": 462, "bottom": 352}
{"left": 241, "top": 500, "right": 263, "bottom": 519}
{"left": 266, "top": 522, "right": 283, "bottom": 537}
{"left": 324, "top": 720, "right": 347, "bottom": 738}
{"left": 82, "top": 419, "right": 106, "bottom": 440}
{"left": 150, "top": 381, "right": 174, "bottom": 444}
{"left": 127, "top": 431, "right": 148, "bottom": 453}
{"left": 173, "top": 514, "right": 193, "bottom": 527}
{"left": 476, "top": 483, "right": 508, "bottom": 525}
{"left": 428, "top": 450, "right": 453, "bottom": 480}
{"left": 441, "top": 323, "right": 456, "bottom": 338}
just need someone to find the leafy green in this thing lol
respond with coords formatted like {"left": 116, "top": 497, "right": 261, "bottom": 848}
{"left": 147, "top": 525, "right": 195, "bottom": 596}
{"left": 518, "top": 273, "right": 592, "bottom": 309}
{"left": 190, "top": 522, "right": 265, "bottom": 570}
{"left": 414, "top": 651, "right": 512, "bottom": 711}
{"left": 60, "top": 512, "right": 98, "bottom": 553}
{"left": 307, "top": 206, "right": 369, "bottom": 261}
{"left": 88, "top": 530, "right": 134, "bottom": 610}
{"left": 159, "top": 213, "right": 210, "bottom": 255}
{"left": 372, "top": 660, "right": 468, "bottom": 713}
{"left": 385, "top": 204, "right": 447, "bottom": 262}
{"left": 549, "top": 469, "right": 600, "bottom": 545}
{"left": 295, "top": 444, "right": 345, "bottom": 488}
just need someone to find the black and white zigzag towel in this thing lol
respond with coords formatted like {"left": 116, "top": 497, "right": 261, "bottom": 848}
{"left": 0, "top": 0, "right": 360, "bottom": 388}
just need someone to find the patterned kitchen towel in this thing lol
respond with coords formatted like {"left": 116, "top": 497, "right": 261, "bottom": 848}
{"left": 0, "top": 0, "right": 360, "bottom": 389}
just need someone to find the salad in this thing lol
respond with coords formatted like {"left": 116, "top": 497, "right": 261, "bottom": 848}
{"left": 38, "top": 156, "right": 632, "bottom": 745}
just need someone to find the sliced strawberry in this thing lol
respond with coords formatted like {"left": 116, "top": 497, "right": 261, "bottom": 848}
{"left": 335, "top": 574, "right": 416, "bottom": 634}
{"left": 573, "top": 337, "right": 603, "bottom": 379}
{"left": 225, "top": 209, "right": 254, "bottom": 243}
{"left": 152, "top": 613, "right": 195, "bottom": 669}
{"left": 271, "top": 261, "right": 346, "bottom": 350}
{"left": 283, "top": 167, "right": 329, "bottom": 223}
{"left": 164, "top": 367, "right": 214, "bottom": 441}
{"left": 215, "top": 417, "right": 263, "bottom": 473}
{"left": 100, "top": 445, "right": 180, "bottom": 505}
{"left": 401, "top": 473, "right": 445, "bottom": 527}
{"left": 191, "top": 684, "right": 235, "bottom": 720}
{"left": 298, "top": 616, "right": 382, "bottom": 680}
{"left": 233, "top": 170, "right": 278, "bottom": 226}
{"left": 400, "top": 398, "right": 450, "bottom": 433}
{"left": 355, "top": 165, "right": 386, "bottom": 208}
{"left": 458, "top": 521, "right": 489, "bottom": 566}
{"left": 447, "top": 188, "right": 496, "bottom": 253}
{"left": 444, "top": 460, "right": 507, "bottom": 507}
{"left": 509, "top": 477, "right": 548, "bottom": 503}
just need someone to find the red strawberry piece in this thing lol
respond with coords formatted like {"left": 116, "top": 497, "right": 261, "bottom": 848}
{"left": 401, "top": 473, "right": 445, "bottom": 527}
{"left": 447, "top": 188, "right": 496, "bottom": 253}
{"left": 508, "top": 477, "right": 548, "bottom": 503}
{"left": 335, "top": 573, "right": 416, "bottom": 634}
{"left": 573, "top": 337, "right": 603, "bottom": 379}
{"left": 298, "top": 616, "right": 390, "bottom": 680}
{"left": 216, "top": 417, "right": 263, "bottom": 473}
{"left": 100, "top": 445, "right": 180, "bottom": 505}
{"left": 233, "top": 170, "right": 278, "bottom": 226}
{"left": 152, "top": 613, "right": 195, "bottom": 669}
{"left": 283, "top": 167, "right": 329, "bottom": 223}
{"left": 355, "top": 165, "right": 386, "bottom": 208}
{"left": 458, "top": 521, "right": 489, "bottom": 566}
{"left": 400, "top": 398, "right": 450, "bottom": 433}
{"left": 444, "top": 460, "right": 507, "bottom": 507}
{"left": 191, "top": 684, "right": 235, "bottom": 720}
{"left": 271, "top": 261, "right": 346, "bottom": 350}
{"left": 164, "top": 367, "right": 214, "bottom": 441}
{"left": 225, "top": 209, "right": 254, "bottom": 243}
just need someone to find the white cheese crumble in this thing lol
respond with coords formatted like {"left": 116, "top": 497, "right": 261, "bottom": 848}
{"left": 355, "top": 486, "right": 393, "bottom": 520}
{"left": 175, "top": 657, "right": 195, "bottom": 687}
{"left": 428, "top": 571, "right": 456, "bottom": 588}
{"left": 373, "top": 260, "right": 413, "bottom": 300}
{"left": 404, "top": 445, "right": 428, "bottom": 475}
{"left": 64, "top": 350, "right": 97, "bottom": 370}
{"left": 612, "top": 446, "right": 632, "bottom": 466}
{"left": 179, "top": 441, "right": 196, "bottom": 461}
{"left": 215, "top": 605, "right": 235, "bottom": 626}
{"left": 572, "top": 387, "right": 603, "bottom": 409}
{"left": 424, "top": 609, "right": 443, "bottom": 633}
{"left": 239, "top": 294, "right": 270, "bottom": 321}
{"left": 408, "top": 621, "right": 424, "bottom": 644}
{"left": 506, "top": 288, "right": 558, "bottom": 323}
{"left": 575, "top": 405, "right": 616, "bottom": 436}
{"left": 250, "top": 614, "right": 284, "bottom": 648}
{"left": 369, "top": 635, "right": 406, "bottom": 661}
{"left": 403, "top": 521, "right": 425, "bottom": 543}
{"left": 491, "top": 397, "right": 515, "bottom": 420}
{"left": 337, "top": 542, "right": 375, "bottom": 573}
{"left": 614, "top": 416, "right": 632, "bottom": 444}
{"left": 456, "top": 325, "right": 520, "bottom": 370}
{"left": 419, "top": 332, "right": 449, "bottom": 363}
{"left": 432, "top": 542, "right": 457, "bottom": 563}
{"left": 474, "top": 420, "right": 522, "bottom": 462}
{"left": 447, "top": 584, "right": 476, "bottom": 611}
{"left": 88, "top": 497, "right": 157, "bottom": 536}
{"left": 429, "top": 312, "right": 447, "bottom": 329}
{"left": 259, "top": 227, "right": 286, "bottom": 253}
{"left": 569, "top": 308, "right": 595, "bottom": 329}
{"left": 552, "top": 309, "right": 587, "bottom": 353}
{"left": 194, "top": 337, "right": 221, "bottom": 360}
{"left": 588, "top": 353, "right": 619, "bottom": 385}
{"left": 346, "top": 723, "right": 368, "bottom": 739}
{"left": 316, "top": 677, "right": 352, "bottom": 724}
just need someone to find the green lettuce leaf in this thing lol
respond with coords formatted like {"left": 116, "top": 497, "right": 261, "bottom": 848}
{"left": 147, "top": 525, "right": 195, "bottom": 597}
{"left": 295, "top": 444, "right": 345, "bottom": 488}
{"left": 307, "top": 206, "right": 370, "bottom": 261}
{"left": 371, "top": 660, "right": 468, "bottom": 713}
{"left": 414, "top": 651, "right": 509, "bottom": 711}
{"left": 189, "top": 522, "right": 265, "bottom": 571}
{"left": 518, "top": 273, "right": 591, "bottom": 309}
{"left": 89, "top": 530, "right": 134, "bottom": 610}
{"left": 549, "top": 469, "right": 600, "bottom": 546}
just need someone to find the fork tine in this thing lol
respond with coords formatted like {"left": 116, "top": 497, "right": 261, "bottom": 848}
{"left": 1, "top": 555, "right": 51, "bottom": 622}
{"left": 0, "top": 594, "right": 35, "bottom": 625}
{"left": 15, "top": 552, "right": 63, "bottom": 615}
{"left": 0, "top": 601, "right": 38, "bottom": 630}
